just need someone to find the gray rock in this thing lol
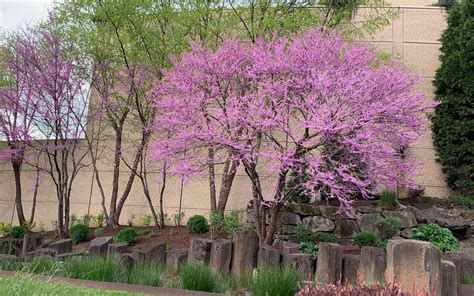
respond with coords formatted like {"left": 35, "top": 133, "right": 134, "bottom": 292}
{"left": 210, "top": 239, "right": 232, "bottom": 274}
{"left": 400, "top": 228, "right": 414, "bottom": 239}
{"left": 119, "top": 253, "right": 135, "bottom": 271}
{"left": 188, "top": 238, "right": 212, "bottom": 264}
{"left": 319, "top": 206, "right": 351, "bottom": 220}
{"left": 107, "top": 242, "right": 128, "bottom": 256}
{"left": 231, "top": 229, "right": 259, "bottom": 280}
{"left": 334, "top": 220, "right": 360, "bottom": 239}
{"left": 302, "top": 216, "right": 335, "bottom": 232}
{"left": 166, "top": 249, "right": 188, "bottom": 272}
{"left": 144, "top": 243, "right": 166, "bottom": 265}
{"left": 357, "top": 213, "right": 383, "bottom": 235}
{"left": 258, "top": 245, "right": 281, "bottom": 268}
{"left": 441, "top": 260, "right": 458, "bottom": 296}
{"left": 56, "top": 252, "right": 82, "bottom": 261}
{"left": 356, "top": 206, "right": 381, "bottom": 214}
{"left": 36, "top": 248, "right": 57, "bottom": 257}
{"left": 277, "top": 225, "right": 297, "bottom": 235}
{"left": 315, "top": 243, "right": 342, "bottom": 285}
{"left": 89, "top": 236, "right": 113, "bottom": 256}
{"left": 386, "top": 239, "right": 441, "bottom": 296}
{"left": 283, "top": 253, "right": 314, "bottom": 276}
{"left": 442, "top": 251, "right": 474, "bottom": 284}
{"left": 358, "top": 246, "right": 386, "bottom": 284}
{"left": 49, "top": 239, "right": 72, "bottom": 255}
{"left": 404, "top": 205, "right": 425, "bottom": 223}
{"left": 342, "top": 255, "right": 360, "bottom": 285}
{"left": 22, "top": 234, "right": 43, "bottom": 254}
{"left": 281, "top": 241, "right": 300, "bottom": 256}
{"left": 382, "top": 210, "right": 417, "bottom": 229}
{"left": 278, "top": 212, "right": 302, "bottom": 225}
{"left": 1, "top": 238, "right": 23, "bottom": 256}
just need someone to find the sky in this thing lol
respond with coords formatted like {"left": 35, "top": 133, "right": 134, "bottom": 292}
{"left": 0, "top": 0, "right": 62, "bottom": 33}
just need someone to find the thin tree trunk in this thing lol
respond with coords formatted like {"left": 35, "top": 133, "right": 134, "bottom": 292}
{"left": 29, "top": 168, "right": 41, "bottom": 223}
{"left": 159, "top": 163, "right": 167, "bottom": 229}
{"left": 108, "top": 128, "right": 123, "bottom": 225}
{"left": 208, "top": 147, "right": 217, "bottom": 212}
{"left": 217, "top": 160, "right": 239, "bottom": 212}
{"left": 12, "top": 161, "right": 26, "bottom": 225}
{"left": 264, "top": 204, "right": 281, "bottom": 245}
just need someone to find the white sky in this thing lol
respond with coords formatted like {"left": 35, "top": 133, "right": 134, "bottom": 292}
{"left": 0, "top": 0, "right": 62, "bottom": 33}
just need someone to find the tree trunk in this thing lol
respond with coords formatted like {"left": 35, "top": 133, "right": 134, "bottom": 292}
{"left": 159, "top": 164, "right": 167, "bottom": 229}
{"left": 29, "top": 168, "right": 41, "bottom": 223}
{"left": 108, "top": 128, "right": 123, "bottom": 226}
{"left": 11, "top": 161, "right": 26, "bottom": 225}
{"left": 217, "top": 160, "right": 239, "bottom": 212}
{"left": 208, "top": 147, "right": 217, "bottom": 212}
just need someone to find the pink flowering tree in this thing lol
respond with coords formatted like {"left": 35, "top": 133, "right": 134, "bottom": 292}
{"left": 152, "top": 29, "right": 430, "bottom": 245}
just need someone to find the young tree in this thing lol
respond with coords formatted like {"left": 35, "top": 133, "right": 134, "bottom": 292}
{"left": 152, "top": 29, "right": 430, "bottom": 245}
{"left": 431, "top": 0, "right": 474, "bottom": 197}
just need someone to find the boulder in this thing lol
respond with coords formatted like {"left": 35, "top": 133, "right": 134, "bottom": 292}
{"left": 49, "top": 239, "right": 72, "bottom": 255}
{"left": 278, "top": 212, "right": 302, "bottom": 225}
{"left": 386, "top": 239, "right": 441, "bottom": 296}
{"left": 231, "top": 229, "right": 259, "bottom": 280}
{"left": 315, "top": 243, "right": 342, "bottom": 284}
{"left": 89, "top": 236, "right": 113, "bottom": 256}
{"left": 281, "top": 241, "right": 300, "bottom": 256}
{"left": 36, "top": 247, "right": 57, "bottom": 257}
{"left": 107, "top": 242, "right": 128, "bottom": 256}
{"left": 404, "top": 205, "right": 425, "bottom": 223}
{"left": 302, "top": 216, "right": 335, "bottom": 232}
{"left": 342, "top": 255, "right": 360, "bottom": 284}
{"left": 283, "top": 253, "right": 314, "bottom": 277}
{"left": 358, "top": 246, "right": 386, "bottom": 284}
{"left": 210, "top": 239, "right": 232, "bottom": 274}
{"left": 119, "top": 253, "right": 135, "bottom": 271}
{"left": 133, "top": 243, "right": 166, "bottom": 265}
{"left": 442, "top": 251, "right": 474, "bottom": 284}
{"left": 382, "top": 210, "right": 417, "bottom": 229}
{"left": 400, "top": 228, "right": 414, "bottom": 239}
{"left": 277, "top": 225, "right": 298, "bottom": 235}
{"left": 285, "top": 204, "right": 320, "bottom": 216}
{"left": 357, "top": 213, "right": 383, "bottom": 235}
{"left": 319, "top": 206, "right": 351, "bottom": 220}
{"left": 56, "top": 252, "right": 82, "bottom": 261}
{"left": 334, "top": 220, "right": 360, "bottom": 239}
{"left": 1, "top": 238, "right": 23, "bottom": 256}
{"left": 356, "top": 206, "right": 381, "bottom": 214}
{"left": 441, "top": 260, "right": 458, "bottom": 296}
{"left": 22, "top": 234, "right": 43, "bottom": 254}
{"left": 257, "top": 245, "right": 281, "bottom": 268}
{"left": 167, "top": 249, "right": 188, "bottom": 272}
{"left": 188, "top": 238, "right": 212, "bottom": 264}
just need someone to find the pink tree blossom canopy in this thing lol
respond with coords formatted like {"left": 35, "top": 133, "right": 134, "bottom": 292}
{"left": 151, "top": 29, "right": 430, "bottom": 213}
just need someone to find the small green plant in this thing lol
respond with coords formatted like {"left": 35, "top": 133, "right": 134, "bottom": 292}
{"left": 71, "top": 224, "right": 89, "bottom": 244}
{"left": 70, "top": 214, "right": 79, "bottom": 228}
{"left": 10, "top": 226, "right": 26, "bottom": 239}
{"left": 127, "top": 214, "right": 136, "bottom": 226}
{"left": 378, "top": 189, "right": 398, "bottom": 208}
{"left": 82, "top": 214, "right": 93, "bottom": 227}
{"left": 141, "top": 214, "right": 153, "bottom": 227}
{"left": 241, "top": 266, "right": 303, "bottom": 296}
{"left": 221, "top": 209, "right": 247, "bottom": 237}
{"left": 451, "top": 196, "right": 474, "bottom": 209}
{"left": 354, "top": 231, "right": 378, "bottom": 248}
{"left": 94, "top": 227, "right": 104, "bottom": 238}
{"left": 209, "top": 211, "right": 223, "bottom": 239}
{"left": 0, "top": 222, "right": 12, "bottom": 237}
{"left": 21, "top": 221, "right": 36, "bottom": 232}
{"left": 460, "top": 273, "right": 474, "bottom": 285}
{"left": 173, "top": 210, "right": 185, "bottom": 226}
{"left": 300, "top": 242, "right": 319, "bottom": 260}
{"left": 137, "top": 229, "right": 155, "bottom": 239}
{"left": 179, "top": 263, "right": 221, "bottom": 292}
{"left": 187, "top": 215, "right": 209, "bottom": 234}
{"left": 310, "top": 232, "right": 337, "bottom": 243}
{"left": 411, "top": 224, "right": 460, "bottom": 252}
{"left": 295, "top": 224, "right": 312, "bottom": 243}
{"left": 115, "top": 227, "right": 137, "bottom": 244}
{"left": 376, "top": 217, "right": 404, "bottom": 239}
{"left": 93, "top": 211, "right": 106, "bottom": 227}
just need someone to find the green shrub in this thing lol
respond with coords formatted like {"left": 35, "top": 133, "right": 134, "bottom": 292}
{"left": 186, "top": 215, "right": 209, "bottom": 234}
{"left": 179, "top": 263, "right": 221, "bottom": 292}
{"left": 94, "top": 227, "right": 104, "bottom": 238}
{"left": 411, "top": 224, "right": 460, "bottom": 252}
{"left": 310, "top": 232, "right": 336, "bottom": 243}
{"left": 431, "top": 0, "right": 474, "bottom": 196}
{"left": 460, "top": 273, "right": 474, "bottom": 285}
{"left": 376, "top": 217, "right": 404, "bottom": 239}
{"left": 10, "top": 226, "right": 26, "bottom": 239}
{"left": 93, "top": 211, "right": 106, "bottom": 228}
{"left": 71, "top": 224, "right": 89, "bottom": 244}
{"left": 378, "top": 190, "right": 398, "bottom": 208}
{"left": 295, "top": 224, "right": 312, "bottom": 243}
{"left": 221, "top": 209, "right": 247, "bottom": 236}
{"left": 114, "top": 227, "right": 137, "bottom": 244}
{"left": 0, "top": 223, "right": 12, "bottom": 237}
{"left": 300, "top": 242, "right": 319, "bottom": 260}
{"left": 141, "top": 214, "right": 152, "bottom": 227}
{"left": 241, "top": 266, "right": 303, "bottom": 296}
{"left": 354, "top": 231, "right": 378, "bottom": 248}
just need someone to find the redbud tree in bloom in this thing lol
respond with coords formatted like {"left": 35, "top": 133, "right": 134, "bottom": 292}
{"left": 151, "top": 29, "right": 430, "bottom": 245}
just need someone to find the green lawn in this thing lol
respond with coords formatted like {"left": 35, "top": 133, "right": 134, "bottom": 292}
{"left": 0, "top": 275, "right": 145, "bottom": 296}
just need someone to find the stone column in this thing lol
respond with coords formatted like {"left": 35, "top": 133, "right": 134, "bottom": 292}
{"left": 210, "top": 239, "right": 233, "bottom": 273}
{"left": 441, "top": 260, "right": 458, "bottom": 296}
{"left": 358, "top": 246, "right": 386, "bottom": 284}
{"left": 231, "top": 229, "right": 259, "bottom": 280}
{"left": 315, "top": 242, "right": 342, "bottom": 284}
{"left": 188, "top": 238, "right": 212, "bottom": 264}
{"left": 257, "top": 245, "right": 281, "bottom": 268}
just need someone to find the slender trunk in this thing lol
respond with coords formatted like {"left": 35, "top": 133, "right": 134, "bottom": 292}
{"left": 108, "top": 127, "right": 123, "bottom": 225}
{"left": 159, "top": 164, "right": 167, "bottom": 229}
{"left": 58, "top": 193, "right": 65, "bottom": 238}
{"left": 29, "top": 168, "right": 41, "bottom": 223}
{"left": 263, "top": 204, "right": 281, "bottom": 245}
{"left": 12, "top": 161, "right": 26, "bottom": 225}
{"left": 208, "top": 147, "right": 217, "bottom": 212}
{"left": 142, "top": 180, "right": 160, "bottom": 229}
{"left": 217, "top": 160, "right": 239, "bottom": 212}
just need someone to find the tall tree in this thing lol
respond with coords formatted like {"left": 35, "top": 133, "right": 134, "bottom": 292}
{"left": 431, "top": 0, "right": 474, "bottom": 197}
{"left": 152, "top": 29, "right": 430, "bottom": 245}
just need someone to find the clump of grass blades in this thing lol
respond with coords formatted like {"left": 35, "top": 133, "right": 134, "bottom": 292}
{"left": 241, "top": 267, "right": 303, "bottom": 296}
{"left": 125, "top": 261, "right": 163, "bottom": 287}
{"left": 61, "top": 256, "right": 125, "bottom": 282}
{"left": 0, "top": 257, "right": 23, "bottom": 272}
{"left": 25, "top": 257, "right": 62, "bottom": 275}
{"left": 178, "top": 263, "right": 222, "bottom": 292}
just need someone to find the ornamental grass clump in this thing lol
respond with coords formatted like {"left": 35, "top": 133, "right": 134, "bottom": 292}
{"left": 241, "top": 267, "right": 303, "bottom": 296}
{"left": 178, "top": 263, "right": 221, "bottom": 292}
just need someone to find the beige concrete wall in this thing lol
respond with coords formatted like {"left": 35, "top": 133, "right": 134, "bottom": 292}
{"left": 0, "top": 0, "right": 454, "bottom": 229}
